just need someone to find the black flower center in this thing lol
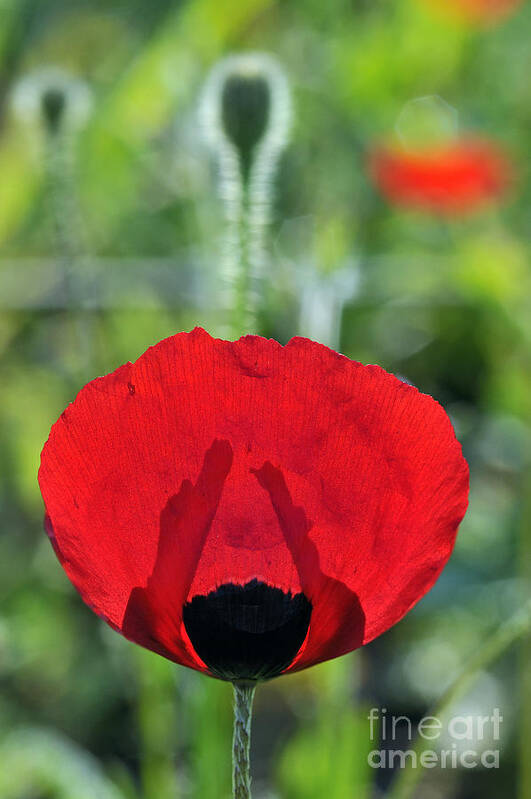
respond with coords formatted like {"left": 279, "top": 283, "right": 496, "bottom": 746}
{"left": 182, "top": 579, "right": 312, "bottom": 681}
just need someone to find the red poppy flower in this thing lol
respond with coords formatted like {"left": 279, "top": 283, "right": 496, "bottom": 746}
{"left": 424, "top": 0, "right": 522, "bottom": 24}
{"left": 368, "top": 138, "right": 510, "bottom": 216}
{"left": 39, "top": 328, "right": 468, "bottom": 681}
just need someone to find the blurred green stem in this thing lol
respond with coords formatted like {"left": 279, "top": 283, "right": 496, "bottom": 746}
{"left": 45, "top": 129, "right": 77, "bottom": 266}
{"left": 519, "top": 468, "right": 531, "bottom": 799}
{"left": 387, "top": 598, "right": 531, "bottom": 799}
{"left": 45, "top": 126, "right": 96, "bottom": 376}
{"left": 135, "top": 650, "right": 179, "bottom": 799}
{"left": 232, "top": 181, "right": 254, "bottom": 336}
{"left": 232, "top": 682, "right": 256, "bottom": 799}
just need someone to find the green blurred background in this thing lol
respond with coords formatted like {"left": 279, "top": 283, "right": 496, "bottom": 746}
{"left": 0, "top": 0, "right": 530, "bottom": 797}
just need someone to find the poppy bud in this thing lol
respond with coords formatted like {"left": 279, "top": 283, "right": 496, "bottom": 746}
{"left": 221, "top": 70, "right": 271, "bottom": 179}
{"left": 11, "top": 67, "right": 92, "bottom": 134}
{"left": 200, "top": 52, "right": 291, "bottom": 185}
{"left": 41, "top": 87, "right": 67, "bottom": 135}
{"left": 199, "top": 55, "right": 292, "bottom": 334}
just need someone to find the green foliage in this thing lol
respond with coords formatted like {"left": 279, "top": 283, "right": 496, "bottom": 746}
{"left": 0, "top": 0, "right": 529, "bottom": 797}
{"left": 0, "top": 729, "right": 126, "bottom": 799}
{"left": 277, "top": 657, "right": 372, "bottom": 799}
{"left": 278, "top": 710, "right": 373, "bottom": 799}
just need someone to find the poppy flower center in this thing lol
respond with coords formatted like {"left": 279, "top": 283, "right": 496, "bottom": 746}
{"left": 182, "top": 579, "right": 312, "bottom": 681}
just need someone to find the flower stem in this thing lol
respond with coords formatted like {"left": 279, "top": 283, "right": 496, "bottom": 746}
{"left": 232, "top": 682, "right": 256, "bottom": 799}
{"left": 233, "top": 181, "right": 255, "bottom": 336}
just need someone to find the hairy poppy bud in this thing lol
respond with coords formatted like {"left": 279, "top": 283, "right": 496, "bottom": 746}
{"left": 11, "top": 67, "right": 92, "bottom": 134}
{"left": 199, "top": 54, "right": 292, "bottom": 334}
{"left": 201, "top": 52, "right": 291, "bottom": 185}
{"left": 221, "top": 70, "right": 271, "bottom": 179}
{"left": 41, "top": 87, "right": 67, "bottom": 134}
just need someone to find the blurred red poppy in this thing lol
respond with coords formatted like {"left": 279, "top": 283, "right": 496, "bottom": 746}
{"left": 39, "top": 328, "right": 468, "bottom": 681}
{"left": 368, "top": 138, "right": 510, "bottom": 216}
{"left": 424, "top": 0, "right": 523, "bottom": 24}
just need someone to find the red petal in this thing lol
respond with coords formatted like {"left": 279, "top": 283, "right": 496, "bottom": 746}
{"left": 39, "top": 328, "right": 468, "bottom": 673}
{"left": 426, "top": 0, "right": 523, "bottom": 23}
{"left": 368, "top": 138, "right": 510, "bottom": 215}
